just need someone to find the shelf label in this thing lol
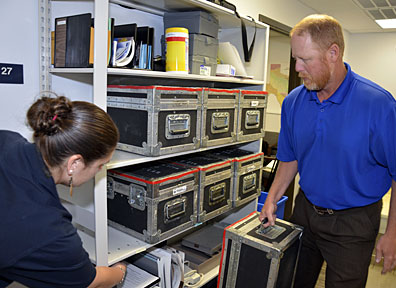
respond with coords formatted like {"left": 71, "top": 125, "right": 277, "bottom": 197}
{"left": 0, "top": 63, "right": 24, "bottom": 84}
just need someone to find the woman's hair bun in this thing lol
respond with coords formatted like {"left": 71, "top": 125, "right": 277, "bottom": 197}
{"left": 27, "top": 95, "right": 72, "bottom": 137}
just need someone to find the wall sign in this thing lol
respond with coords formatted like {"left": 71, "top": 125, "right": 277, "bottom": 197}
{"left": 0, "top": 63, "right": 24, "bottom": 84}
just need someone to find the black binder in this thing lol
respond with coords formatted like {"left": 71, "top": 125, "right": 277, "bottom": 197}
{"left": 134, "top": 26, "right": 154, "bottom": 70}
{"left": 112, "top": 23, "right": 137, "bottom": 68}
{"left": 113, "top": 23, "right": 137, "bottom": 38}
{"left": 54, "top": 13, "right": 92, "bottom": 68}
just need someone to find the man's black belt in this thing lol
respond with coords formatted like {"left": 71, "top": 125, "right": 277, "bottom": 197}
{"left": 301, "top": 189, "right": 339, "bottom": 215}
{"left": 300, "top": 188, "right": 382, "bottom": 216}
{"left": 312, "top": 205, "right": 335, "bottom": 215}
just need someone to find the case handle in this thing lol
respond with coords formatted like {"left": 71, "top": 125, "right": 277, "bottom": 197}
{"left": 209, "top": 182, "right": 226, "bottom": 204}
{"left": 164, "top": 197, "right": 187, "bottom": 222}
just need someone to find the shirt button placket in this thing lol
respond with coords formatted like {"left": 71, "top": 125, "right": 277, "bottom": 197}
{"left": 316, "top": 106, "right": 325, "bottom": 134}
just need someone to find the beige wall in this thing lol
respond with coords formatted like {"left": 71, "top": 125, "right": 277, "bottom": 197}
{"left": 230, "top": 0, "right": 315, "bottom": 28}
{"left": 230, "top": 0, "right": 395, "bottom": 131}
{"left": 347, "top": 32, "right": 396, "bottom": 98}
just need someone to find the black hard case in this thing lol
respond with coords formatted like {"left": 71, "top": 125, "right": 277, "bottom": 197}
{"left": 218, "top": 212, "right": 303, "bottom": 288}
{"left": 107, "top": 161, "right": 199, "bottom": 243}
{"left": 201, "top": 88, "right": 239, "bottom": 147}
{"left": 207, "top": 148, "right": 263, "bottom": 207}
{"left": 169, "top": 153, "right": 233, "bottom": 223}
{"left": 237, "top": 90, "right": 268, "bottom": 142}
{"left": 107, "top": 85, "right": 202, "bottom": 156}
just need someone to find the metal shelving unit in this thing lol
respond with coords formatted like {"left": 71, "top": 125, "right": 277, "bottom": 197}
{"left": 39, "top": 0, "right": 269, "bottom": 274}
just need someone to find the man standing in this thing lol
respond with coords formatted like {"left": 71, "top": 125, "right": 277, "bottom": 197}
{"left": 259, "top": 14, "right": 396, "bottom": 287}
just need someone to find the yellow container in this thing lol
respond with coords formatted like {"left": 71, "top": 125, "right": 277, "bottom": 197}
{"left": 165, "top": 27, "right": 189, "bottom": 73}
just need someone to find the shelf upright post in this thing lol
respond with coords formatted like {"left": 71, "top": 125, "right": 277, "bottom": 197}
{"left": 93, "top": 0, "right": 110, "bottom": 266}
{"left": 38, "top": 0, "right": 52, "bottom": 93}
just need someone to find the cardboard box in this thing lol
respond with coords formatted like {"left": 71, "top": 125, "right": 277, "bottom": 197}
{"left": 216, "top": 64, "right": 236, "bottom": 77}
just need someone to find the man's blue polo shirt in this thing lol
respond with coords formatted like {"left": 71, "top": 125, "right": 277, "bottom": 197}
{"left": 277, "top": 63, "right": 396, "bottom": 209}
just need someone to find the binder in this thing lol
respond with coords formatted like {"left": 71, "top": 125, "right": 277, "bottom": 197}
{"left": 134, "top": 26, "right": 154, "bottom": 70}
{"left": 112, "top": 23, "right": 138, "bottom": 68}
{"left": 89, "top": 18, "right": 115, "bottom": 67}
{"left": 148, "top": 27, "right": 154, "bottom": 70}
{"left": 108, "top": 18, "right": 115, "bottom": 66}
{"left": 113, "top": 23, "right": 137, "bottom": 39}
{"left": 54, "top": 13, "right": 92, "bottom": 68}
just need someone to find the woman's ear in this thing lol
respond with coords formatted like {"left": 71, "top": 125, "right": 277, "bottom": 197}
{"left": 66, "top": 154, "right": 84, "bottom": 175}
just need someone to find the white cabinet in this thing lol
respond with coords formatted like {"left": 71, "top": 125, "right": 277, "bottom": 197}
{"left": 39, "top": 0, "right": 269, "bottom": 267}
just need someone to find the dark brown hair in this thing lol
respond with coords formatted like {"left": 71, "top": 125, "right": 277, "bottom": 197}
{"left": 27, "top": 95, "right": 119, "bottom": 168}
{"left": 290, "top": 14, "right": 345, "bottom": 57}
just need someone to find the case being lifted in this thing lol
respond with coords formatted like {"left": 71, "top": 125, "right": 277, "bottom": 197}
{"left": 218, "top": 212, "right": 303, "bottom": 288}
{"left": 107, "top": 85, "right": 202, "bottom": 156}
{"left": 169, "top": 153, "right": 233, "bottom": 223}
{"left": 237, "top": 90, "right": 268, "bottom": 142}
{"left": 107, "top": 161, "right": 199, "bottom": 243}
{"left": 207, "top": 147, "right": 263, "bottom": 207}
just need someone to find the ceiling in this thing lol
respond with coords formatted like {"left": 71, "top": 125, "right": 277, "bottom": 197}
{"left": 297, "top": 0, "right": 396, "bottom": 33}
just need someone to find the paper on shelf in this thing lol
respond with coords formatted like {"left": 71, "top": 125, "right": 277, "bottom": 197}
{"left": 217, "top": 42, "right": 247, "bottom": 77}
{"left": 148, "top": 248, "right": 172, "bottom": 288}
{"left": 114, "top": 37, "right": 135, "bottom": 67}
{"left": 118, "top": 264, "right": 160, "bottom": 288}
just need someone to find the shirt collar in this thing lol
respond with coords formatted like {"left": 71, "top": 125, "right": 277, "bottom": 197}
{"left": 309, "top": 62, "right": 353, "bottom": 104}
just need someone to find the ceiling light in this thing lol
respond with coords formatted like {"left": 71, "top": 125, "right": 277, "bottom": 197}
{"left": 375, "top": 18, "right": 396, "bottom": 28}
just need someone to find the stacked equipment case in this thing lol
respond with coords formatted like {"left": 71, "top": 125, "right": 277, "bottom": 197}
{"left": 107, "top": 85, "right": 202, "bottom": 156}
{"left": 201, "top": 88, "right": 239, "bottom": 147}
{"left": 107, "top": 161, "right": 199, "bottom": 243}
{"left": 169, "top": 153, "right": 233, "bottom": 222}
{"left": 237, "top": 90, "right": 268, "bottom": 142}
{"left": 207, "top": 147, "right": 263, "bottom": 207}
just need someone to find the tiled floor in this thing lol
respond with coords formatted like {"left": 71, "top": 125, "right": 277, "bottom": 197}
{"left": 315, "top": 262, "right": 396, "bottom": 288}
{"left": 7, "top": 260, "right": 396, "bottom": 288}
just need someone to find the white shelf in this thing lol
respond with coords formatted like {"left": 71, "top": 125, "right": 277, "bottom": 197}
{"left": 189, "top": 265, "right": 220, "bottom": 288}
{"left": 107, "top": 140, "right": 255, "bottom": 169}
{"left": 44, "top": 0, "right": 268, "bottom": 269}
{"left": 49, "top": 67, "right": 265, "bottom": 86}
{"left": 77, "top": 225, "right": 152, "bottom": 266}
{"left": 110, "top": 0, "right": 264, "bottom": 29}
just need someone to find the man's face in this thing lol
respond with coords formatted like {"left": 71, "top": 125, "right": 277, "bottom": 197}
{"left": 291, "top": 33, "right": 331, "bottom": 91}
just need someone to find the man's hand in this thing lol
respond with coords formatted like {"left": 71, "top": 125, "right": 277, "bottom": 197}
{"left": 375, "top": 232, "right": 396, "bottom": 273}
{"left": 259, "top": 198, "right": 277, "bottom": 227}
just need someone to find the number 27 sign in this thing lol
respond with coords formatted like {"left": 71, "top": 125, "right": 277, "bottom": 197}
{"left": 0, "top": 63, "right": 24, "bottom": 84}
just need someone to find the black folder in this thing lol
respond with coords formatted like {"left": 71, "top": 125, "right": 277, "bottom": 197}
{"left": 134, "top": 26, "right": 154, "bottom": 70}
{"left": 54, "top": 13, "right": 92, "bottom": 68}
{"left": 113, "top": 23, "right": 137, "bottom": 39}
{"left": 112, "top": 23, "right": 137, "bottom": 68}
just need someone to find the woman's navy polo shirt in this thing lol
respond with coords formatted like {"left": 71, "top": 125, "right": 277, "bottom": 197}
{"left": 277, "top": 63, "right": 396, "bottom": 209}
{"left": 0, "top": 131, "right": 96, "bottom": 287}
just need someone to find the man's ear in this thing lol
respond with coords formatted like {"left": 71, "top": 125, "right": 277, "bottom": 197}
{"left": 328, "top": 43, "right": 340, "bottom": 62}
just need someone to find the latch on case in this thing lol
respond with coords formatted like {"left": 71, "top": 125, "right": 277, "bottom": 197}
{"left": 164, "top": 196, "right": 187, "bottom": 223}
{"left": 165, "top": 114, "right": 191, "bottom": 139}
{"left": 211, "top": 112, "right": 230, "bottom": 134}
{"left": 242, "top": 173, "right": 256, "bottom": 194}
{"left": 245, "top": 110, "right": 260, "bottom": 129}
{"left": 129, "top": 184, "right": 146, "bottom": 211}
{"left": 256, "top": 224, "right": 286, "bottom": 240}
{"left": 209, "top": 182, "right": 226, "bottom": 205}
{"left": 107, "top": 177, "right": 115, "bottom": 199}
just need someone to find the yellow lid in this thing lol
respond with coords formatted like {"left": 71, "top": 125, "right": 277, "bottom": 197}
{"left": 165, "top": 27, "right": 189, "bottom": 34}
